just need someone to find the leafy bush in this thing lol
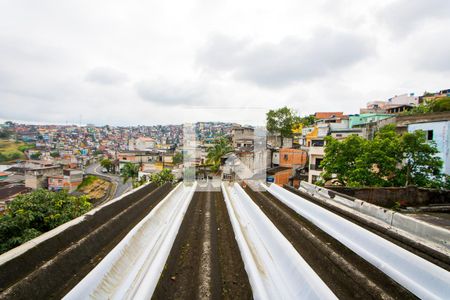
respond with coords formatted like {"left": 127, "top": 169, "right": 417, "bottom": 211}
{"left": 18, "top": 144, "right": 34, "bottom": 152}
{"left": 151, "top": 169, "right": 175, "bottom": 186}
{"left": 402, "top": 97, "right": 450, "bottom": 115}
{"left": 0, "top": 151, "right": 22, "bottom": 162}
{"left": 0, "top": 189, "right": 91, "bottom": 254}
{"left": 30, "top": 151, "right": 42, "bottom": 160}
{"left": 50, "top": 151, "right": 60, "bottom": 158}
{"left": 100, "top": 158, "right": 113, "bottom": 172}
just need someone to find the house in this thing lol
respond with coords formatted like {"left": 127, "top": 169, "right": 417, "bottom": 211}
{"left": 232, "top": 126, "right": 254, "bottom": 149}
{"left": 9, "top": 161, "right": 65, "bottom": 189}
{"left": 314, "top": 112, "right": 344, "bottom": 122}
{"left": 408, "top": 120, "right": 450, "bottom": 175}
{"left": 275, "top": 148, "right": 308, "bottom": 187}
{"left": 48, "top": 169, "right": 83, "bottom": 192}
{"left": 349, "top": 113, "right": 393, "bottom": 128}
{"left": 129, "top": 137, "right": 156, "bottom": 151}
{"left": 279, "top": 148, "right": 307, "bottom": 168}
{"left": 117, "top": 150, "right": 160, "bottom": 170}
{"left": 266, "top": 166, "right": 292, "bottom": 186}
{"left": 360, "top": 93, "right": 419, "bottom": 114}
{"left": 299, "top": 117, "right": 365, "bottom": 184}
{"left": 386, "top": 104, "right": 413, "bottom": 114}
{"left": 360, "top": 101, "right": 389, "bottom": 114}
{"left": 387, "top": 93, "right": 419, "bottom": 106}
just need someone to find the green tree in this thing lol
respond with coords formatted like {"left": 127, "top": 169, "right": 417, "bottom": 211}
{"left": 206, "top": 138, "right": 233, "bottom": 172}
{"left": 321, "top": 135, "right": 368, "bottom": 186}
{"left": 93, "top": 150, "right": 103, "bottom": 156}
{"left": 173, "top": 152, "right": 183, "bottom": 165}
{"left": 151, "top": 168, "right": 175, "bottom": 186}
{"left": 50, "top": 151, "right": 60, "bottom": 158}
{"left": 0, "top": 189, "right": 91, "bottom": 254}
{"left": 428, "top": 97, "right": 450, "bottom": 112}
{"left": 321, "top": 125, "right": 445, "bottom": 188}
{"left": 120, "top": 162, "right": 140, "bottom": 184}
{"left": 359, "top": 125, "right": 403, "bottom": 186}
{"left": 18, "top": 144, "right": 34, "bottom": 152}
{"left": 400, "top": 130, "right": 443, "bottom": 187}
{"left": 299, "top": 115, "right": 316, "bottom": 126}
{"left": 266, "top": 107, "right": 301, "bottom": 145}
{"left": 0, "top": 129, "right": 11, "bottom": 139}
{"left": 30, "top": 151, "right": 42, "bottom": 160}
{"left": 100, "top": 158, "right": 113, "bottom": 172}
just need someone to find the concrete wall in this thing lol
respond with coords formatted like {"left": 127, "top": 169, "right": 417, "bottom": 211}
{"left": 297, "top": 182, "right": 450, "bottom": 256}
{"left": 328, "top": 186, "right": 450, "bottom": 207}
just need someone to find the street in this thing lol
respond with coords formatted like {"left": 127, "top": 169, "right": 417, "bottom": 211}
{"left": 85, "top": 162, "right": 132, "bottom": 199}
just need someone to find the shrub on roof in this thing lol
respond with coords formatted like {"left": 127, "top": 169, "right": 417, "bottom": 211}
{"left": 0, "top": 189, "right": 91, "bottom": 254}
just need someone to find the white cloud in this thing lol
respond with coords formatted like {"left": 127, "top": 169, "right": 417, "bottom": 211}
{"left": 0, "top": 0, "right": 448, "bottom": 125}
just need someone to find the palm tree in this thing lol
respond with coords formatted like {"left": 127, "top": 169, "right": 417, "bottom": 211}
{"left": 206, "top": 138, "right": 233, "bottom": 172}
{"left": 120, "top": 162, "right": 140, "bottom": 184}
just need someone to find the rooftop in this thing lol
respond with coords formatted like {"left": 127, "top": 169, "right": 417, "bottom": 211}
{"left": 314, "top": 112, "right": 344, "bottom": 119}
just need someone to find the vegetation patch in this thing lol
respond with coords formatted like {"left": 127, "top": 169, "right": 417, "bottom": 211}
{"left": 0, "top": 189, "right": 91, "bottom": 254}
{"left": 320, "top": 125, "right": 449, "bottom": 189}
{"left": 0, "top": 140, "right": 29, "bottom": 162}
{"left": 77, "top": 175, "right": 98, "bottom": 190}
{"left": 77, "top": 175, "right": 111, "bottom": 201}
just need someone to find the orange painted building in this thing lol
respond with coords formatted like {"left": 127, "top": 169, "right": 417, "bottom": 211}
{"left": 314, "top": 112, "right": 344, "bottom": 120}
{"left": 268, "top": 148, "right": 307, "bottom": 187}
{"left": 279, "top": 148, "right": 307, "bottom": 167}
{"left": 267, "top": 167, "right": 292, "bottom": 186}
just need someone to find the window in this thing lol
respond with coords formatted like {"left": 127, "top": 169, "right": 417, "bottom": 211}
{"left": 312, "top": 140, "right": 324, "bottom": 147}
{"left": 315, "top": 158, "right": 323, "bottom": 169}
{"left": 284, "top": 154, "right": 289, "bottom": 160}
{"left": 335, "top": 134, "right": 342, "bottom": 138}
{"left": 427, "top": 130, "right": 433, "bottom": 141}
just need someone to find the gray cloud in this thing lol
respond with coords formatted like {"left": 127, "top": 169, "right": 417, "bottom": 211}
{"left": 378, "top": 0, "right": 450, "bottom": 37}
{"left": 197, "top": 29, "right": 374, "bottom": 87}
{"left": 85, "top": 67, "right": 129, "bottom": 85}
{"left": 1, "top": 0, "right": 449, "bottom": 126}
{"left": 413, "top": 28, "right": 450, "bottom": 72}
{"left": 135, "top": 80, "right": 207, "bottom": 106}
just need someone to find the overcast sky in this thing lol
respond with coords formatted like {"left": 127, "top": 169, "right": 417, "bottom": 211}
{"left": 0, "top": 0, "right": 449, "bottom": 126}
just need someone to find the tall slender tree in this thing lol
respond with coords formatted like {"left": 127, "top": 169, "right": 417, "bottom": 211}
{"left": 206, "top": 138, "right": 233, "bottom": 172}
{"left": 120, "top": 162, "right": 140, "bottom": 184}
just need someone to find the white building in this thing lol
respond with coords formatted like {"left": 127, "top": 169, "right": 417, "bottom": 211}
{"left": 129, "top": 137, "right": 156, "bottom": 151}
{"left": 408, "top": 120, "right": 450, "bottom": 175}
{"left": 388, "top": 93, "right": 419, "bottom": 106}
